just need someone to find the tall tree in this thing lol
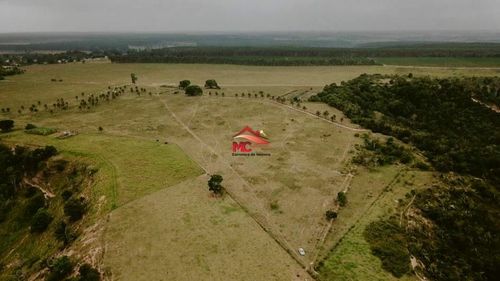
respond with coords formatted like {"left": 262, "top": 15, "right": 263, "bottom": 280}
{"left": 208, "top": 174, "right": 224, "bottom": 195}
{"left": 131, "top": 73, "right": 138, "bottom": 84}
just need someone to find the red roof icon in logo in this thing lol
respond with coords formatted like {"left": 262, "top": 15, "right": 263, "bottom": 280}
{"left": 233, "top": 125, "right": 269, "bottom": 144}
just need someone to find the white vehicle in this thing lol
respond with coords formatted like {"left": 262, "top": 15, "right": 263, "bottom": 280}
{"left": 298, "top": 248, "right": 306, "bottom": 256}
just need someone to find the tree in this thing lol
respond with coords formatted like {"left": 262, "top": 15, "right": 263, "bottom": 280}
{"left": 31, "top": 208, "right": 53, "bottom": 233}
{"left": 46, "top": 256, "right": 73, "bottom": 281}
{"left": 130, "top": 73, "right": 138, "bottom": 84}
{"left": 337, "top": 191, "right": 347, "bottom": 207}
{"left": 64, "top": 197, "right": 87, "bottom": 221}
{"left": 185, "top": 85, "right": 203, "bottom": 96}
{"left": 0, "top": 119, "right": 14, "bottom": 132}
{"left": 78, "top": 264, "right": 101, "bottom": 281}
{"left": 323, "top": 110, "right": 330, "bottom": 118}
{"left": 208, "top": 174, "right": 224, "bottom": 195}
{"left": 325, "top": 210, "right": 338, "bottom": 220}
{"left": 179, "top": 80, "right": 191, "bottom": 89}
{"left": 54, "top": 221, "right": 76, "bottom": 246}
{"left": 24, "top": 193, "right": 46, "bottom": 218}
{"left": 204, "top": 79, "right": 220, "bottom": 89}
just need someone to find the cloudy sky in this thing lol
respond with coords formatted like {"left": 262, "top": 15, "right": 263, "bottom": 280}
{"left": 0, "top": 0, "right": 499, "bottom": 33}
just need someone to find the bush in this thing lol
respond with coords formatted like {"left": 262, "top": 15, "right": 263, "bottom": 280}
{"left": 78, "top": 264, "right": 100, "bottom": 281}
{"left": 54, "top": 221, "right": 76, "bottom": 245}
{"left": 178, "top": 80, "right": 191, "bottom": 89}
{"left": 31, "top": 208, "right": 53, "bottom": 233}
{"left": 0, "top": 119, "right": 14, "bottom": 132}
{"left": 337, "top": 191, "right": 347, "bottom": 207}
{"left": 46, "top": 256, "right": 73, "bottom": 281}
{"left": 25, "top": 123, "right": 37, "bottom": 130}
{"left": 61, "top": 190, "right": 73, "bottom": 200}
{"left": 364, "top": 218, "right": 410, "bottom": 277}
{"left": 64, "top": 197, "right": 87, "bottom": 221}
{"left": 325, "top": 210, "right": 337, "bottom": 220}
{"left": 185, "top": 85, "right": 203, "bottom": 96}
{"left": 204, "top": 79, "right": 220, "bottom": 89}
{"left": 208, "top": 174, "right": 224, "bottom": 195}
{"left": 24, "top": 192, "right": 46, "bottom": 218}
{"left": 25, "top": 127, "right": 57, "bottom": 136}
{"left": 270, "top": 201, "right": 280, "bottom": 210}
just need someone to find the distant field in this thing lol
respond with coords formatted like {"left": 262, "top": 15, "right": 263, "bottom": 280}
{"left": 2, "top": 62, "right": 500, "bottom": 110}
{"left": 375, "top": 57, "right": 500, "bottom": 67}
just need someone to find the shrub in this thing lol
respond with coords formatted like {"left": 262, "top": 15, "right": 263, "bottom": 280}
{"left": 24, "top": 192, "right": 46, "bottom": 218}
{"left": 325, "top": 210, "right": 338, "bottom": 220}
{"left": 178, "top": 80, "right": 191, "bottom": 89}
{"left": 64, "top": 197, "right": 87, "bottom": 221}
{"left": 78, "top": 264, "right": 100, "bottom": 281}
{"left": 208, "top": 174, "right": 224, "bottom": 195}
{"left": 337, "top": 191, "right": 347, "bottom": 207}
{"left": 270, "top": 201, "right": 280, "bottom": 210}
{"left": 30, "top": 208, "right": 53, "bottom": 233}
{"left": 0, "top": 119, "right": 14, "bottom": 132}
{"left": 61, "top": 190, "right": 73, "bottom": 201}
{"left": 54, "top": 221, "right": 76, "bottom": 246}
{"left": 25, "top": 123, "right": 37, "bottom": 130}
{"left": 185, "top": 85, "right": 203, "bottom": 96}
{"left": 204, "top": 79, "right": 220, "bottom": 89}
{"left": 25, "top": 127, "right": 57, "bottom": 136}
{"left": 46, "top": 256, "right": 73, "bottom": 281}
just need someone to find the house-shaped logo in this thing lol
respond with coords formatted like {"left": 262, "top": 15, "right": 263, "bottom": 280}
{"left": 232, "top": 125, "right": 270, "bottom": 155}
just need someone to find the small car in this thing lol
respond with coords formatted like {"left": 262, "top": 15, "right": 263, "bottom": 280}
{"left": 298, "top": 248, "right": 306, "bottom": 256}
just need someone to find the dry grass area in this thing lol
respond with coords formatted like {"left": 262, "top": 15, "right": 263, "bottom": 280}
{"left": 159, "top": 94, "right": 359, "bottom": 267}
{"left": 104, "top": 175, "right": 309, "bottom": 281}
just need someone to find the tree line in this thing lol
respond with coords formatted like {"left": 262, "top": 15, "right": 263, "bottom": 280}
{"left": 106, "top": 44, "right": 500, "bottom": 66}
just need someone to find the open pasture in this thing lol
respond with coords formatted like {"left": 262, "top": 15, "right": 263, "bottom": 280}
{"left": 0, "top": 62, "right": 489, "bottom": 280}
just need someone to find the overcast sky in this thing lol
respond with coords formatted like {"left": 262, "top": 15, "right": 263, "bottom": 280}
{"left": 0, "top": 0, "right": 499, "bottom": 33}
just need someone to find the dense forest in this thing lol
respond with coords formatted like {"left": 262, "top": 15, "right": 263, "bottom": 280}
{"left": 106, "top": 44, "right": 500, "bottom": 66}
{"left": 2, "top": 43, "right": 500, "bottom": 67}
{"left": 310, "top": 74, "right": 500, "bottom": 184}
{"left": 311, "top": 74, "right": 500, "bottom": 280}
{"left": 106, "top": 47, "right": 377, "bottom": 66}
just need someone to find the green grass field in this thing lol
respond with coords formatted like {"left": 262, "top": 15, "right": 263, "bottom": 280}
{"left": 0, "top": 62, "right": 489, "bottom": 280}
{"left": 1, "top": 132, "right": 203, "bottom": 209}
